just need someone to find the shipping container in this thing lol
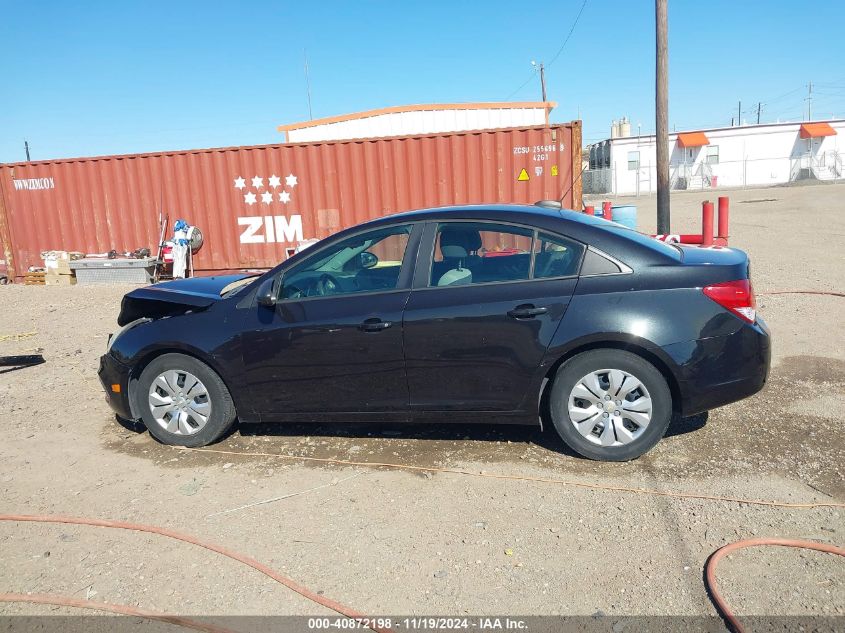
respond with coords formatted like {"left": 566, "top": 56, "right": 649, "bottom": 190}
{"left": 0, "top": 123, "right": 582, "bottom": 280}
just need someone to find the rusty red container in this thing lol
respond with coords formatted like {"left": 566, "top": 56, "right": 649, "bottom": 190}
{"left": 0, "top": 123, "right": 581, "bottom": 280}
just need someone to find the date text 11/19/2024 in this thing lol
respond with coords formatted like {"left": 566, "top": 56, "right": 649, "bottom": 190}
{"left": 307, "top": 617, "right": 528, "bottom": 630}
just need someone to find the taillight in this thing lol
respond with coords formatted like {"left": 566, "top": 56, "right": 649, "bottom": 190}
{"left": 702, "top": 279, "right": 756, "bottom": 323}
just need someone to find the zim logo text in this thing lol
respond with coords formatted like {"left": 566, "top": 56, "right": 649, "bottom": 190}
{"left": 238, "top": 215, "right": 303, "bottom": 244}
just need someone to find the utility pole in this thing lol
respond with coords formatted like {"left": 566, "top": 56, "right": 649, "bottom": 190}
{"left": 303, "top": 49, "right": 313, "bottom": 121}
{"left": 737, "top": 101, "right": 741, "bottom": 126}
{"left": 756, "top": 102, "right": 762, "bottom": 125}
{"left": 530, "top": 60, "right": 547, "bottom": 102}
{"left": 655, "top": 0, "right": 670, "bottom": 234}
{"left": 532, "top": 60, "right": 549, "bottom": 125}
{"left": 24, "top": 141, "right": 31, "bottom": 162}
{"left": 539, "top": 62, "right": 547, "bottom": 102}
{"left": 806, "top": 81, "right": 813, "bottom": 121}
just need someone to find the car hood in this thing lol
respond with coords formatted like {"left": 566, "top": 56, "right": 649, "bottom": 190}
{"left": 117, "top": 274, "right": 255, "bottom": 325}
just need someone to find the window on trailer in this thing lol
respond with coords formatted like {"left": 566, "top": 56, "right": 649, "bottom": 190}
{"left": 706, "top": 145, "right": 719, "bottom": 165}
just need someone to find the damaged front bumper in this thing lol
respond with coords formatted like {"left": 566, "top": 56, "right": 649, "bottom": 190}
{"left": 98, "top": 352, "right": 135, "bottom": 420}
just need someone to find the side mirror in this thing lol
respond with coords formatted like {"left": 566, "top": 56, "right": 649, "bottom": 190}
{"left": 360, "top": 251, "right": 378, "bottom": 269}
{"left": 256, "top": 278, "right": 277, "bottom": 307}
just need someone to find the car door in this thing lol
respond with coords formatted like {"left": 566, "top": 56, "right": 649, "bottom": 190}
{"left": 402, "top": 220, "right": 584, "bottom": 412}
{"left": 240, "top": 222, "right": 421, "bottom": 419}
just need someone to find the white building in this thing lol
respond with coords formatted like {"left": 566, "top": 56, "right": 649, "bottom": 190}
{"left": 277, "top": 101, "right": 556, "bottom": 143}
{"left": 585, "top": 119, "right": 844, "bottom": 195}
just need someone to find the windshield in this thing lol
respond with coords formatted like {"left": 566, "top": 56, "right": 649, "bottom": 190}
{"left": 300, "top": 235, "right": 381, "bottom": 273}
{"left": 220, "top": 276, "right": 259, "bottom": 297}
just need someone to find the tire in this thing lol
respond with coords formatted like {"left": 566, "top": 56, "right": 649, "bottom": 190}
{"left": 549, "top": 349, "right": 672, "bottom": 461}
{"left": 135, "top": 353, "right": 236, "bottom": 447}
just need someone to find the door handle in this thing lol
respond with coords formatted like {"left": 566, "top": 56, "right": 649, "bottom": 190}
{"left": 359, "top": 318, "right": 392, "bottom": 332}
{"left": 507, "top": 304, "right": 548, "bottom": 319}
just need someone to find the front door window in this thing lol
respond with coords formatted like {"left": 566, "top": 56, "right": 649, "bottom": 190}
{"left": 281, "top": 225, "right": 412, "bottom": 299}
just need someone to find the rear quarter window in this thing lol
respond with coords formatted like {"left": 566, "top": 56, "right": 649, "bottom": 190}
{"left": 581, "top": 249, "right": 623, "bottom": 275}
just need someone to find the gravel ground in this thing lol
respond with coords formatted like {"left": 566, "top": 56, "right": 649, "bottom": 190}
{"left": 0, "top": 184, "right": 843, "bottom": 628}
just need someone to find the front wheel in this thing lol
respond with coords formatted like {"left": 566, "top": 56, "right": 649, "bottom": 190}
{"left": 135, "top": 353, "right": 236, "bottom": 447}
{"left": 549, "top": 349, "right": 672, "bottom": 461}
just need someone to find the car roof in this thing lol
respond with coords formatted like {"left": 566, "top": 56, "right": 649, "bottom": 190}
{"left": 374, "top": 203, "right": 600, "bottom": 225}
{"left": 299, "top": 203, "right": 681, "bottom": 271}
{"left": 358, "top": 203, "right": 643, "bottom": 248}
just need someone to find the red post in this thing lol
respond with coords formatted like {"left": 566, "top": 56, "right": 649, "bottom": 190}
{"left": 584, "top": 205, "right": 595, "bottom": 215}
{"left": 717, "top": 196, "right": 729, "bottom": 241}
{"left": 701, "top": 201, "right": 714, "bottom": 247}
{"left": 602, "top": 201, "right": 613, "bottom": 221}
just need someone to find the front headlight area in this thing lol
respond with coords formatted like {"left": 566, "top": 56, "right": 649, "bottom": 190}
{"left": 106, "top": 317, "right": 151, "bottom": 353}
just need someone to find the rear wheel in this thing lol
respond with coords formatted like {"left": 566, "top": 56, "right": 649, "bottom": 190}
{"left": 549, "top": 349, "right": 672, "bottom": 461}
{"left": 135, "top": 353, "right": 236, "bottom": 447}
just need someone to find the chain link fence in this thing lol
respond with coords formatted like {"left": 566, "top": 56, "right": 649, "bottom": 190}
{"left": 584, "top": 151, "right": 843, "bottom": 195}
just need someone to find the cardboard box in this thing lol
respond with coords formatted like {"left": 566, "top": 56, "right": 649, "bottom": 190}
{"left": 45, "top": 272, "right": 77, "bottom": 286}
{"left": 43, "top": 251, "right": 72, "bottom": 274}
{"left": 45, "top": 259, "right": 72, "bottom": 274}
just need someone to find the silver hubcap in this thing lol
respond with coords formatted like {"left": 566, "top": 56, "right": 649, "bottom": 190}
{"left": 567, "top": 368, "right": 653, "bottom": 447}
{"left": 148, "top": 370, "right": 211, "bottom": 436}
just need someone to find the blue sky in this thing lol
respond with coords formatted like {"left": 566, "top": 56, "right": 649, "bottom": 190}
{"left": 2, "top": 0, "right": 844, "bottom": 163}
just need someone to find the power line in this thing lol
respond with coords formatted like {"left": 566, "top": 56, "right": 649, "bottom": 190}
{"left": 758, "top": 85, "right": 805, "bottom": 106}
{"left": 731, "top": 82, "right": 845, "bottom": 122}
{"left": 739, "top": 85, "right": 806, "bottom": 116}
{"left": 505, "top": 71, "right": 538, "bottom": 101}
{"left": 504, "top": 0, "right": 589, "bottom": 100}
{"left": 547, "top": 0, "right": 589, "bottom": 68}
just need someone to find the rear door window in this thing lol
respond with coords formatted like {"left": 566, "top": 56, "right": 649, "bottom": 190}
{"left": 428, "top": 222, "right": 584, "bottom": 287}
{"left": 430, "top": 223, "right": 533, "bottom": 287}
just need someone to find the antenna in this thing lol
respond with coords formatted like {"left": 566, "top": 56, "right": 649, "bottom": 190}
{"left": 304, "top": 49, "right": 313, "bottom": 121}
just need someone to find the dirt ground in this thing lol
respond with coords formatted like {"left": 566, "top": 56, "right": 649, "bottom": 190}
{"left": 1, "top": 183, "right": 843, "bottom": 628}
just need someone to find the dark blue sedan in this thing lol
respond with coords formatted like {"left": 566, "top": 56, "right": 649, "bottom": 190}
{"left": 99, "top": 203, "right": 770, "bottom": 461}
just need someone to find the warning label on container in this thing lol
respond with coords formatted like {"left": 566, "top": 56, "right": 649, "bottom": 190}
{"left": 517, "top": 168, "right": 530, "bottom": 182}
{"left": 551, "top": 165, "right": 559, "bottom": 176}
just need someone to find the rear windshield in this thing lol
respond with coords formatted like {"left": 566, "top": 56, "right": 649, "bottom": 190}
{"left": 599, "top": 224, "right": 683, "bottom": 260}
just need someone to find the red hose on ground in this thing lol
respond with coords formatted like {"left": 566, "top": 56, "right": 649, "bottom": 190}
{"left": 4, "top": 523, "right": 845, "bottom": 633}
{"left": 0, "top": 592, "right": 237, "bottom": 633}
{"left": 0, "top": 514, "right": 393, "bottom": 633}
{"left": 705, "top": 538, "right": 845, "bottom": 633}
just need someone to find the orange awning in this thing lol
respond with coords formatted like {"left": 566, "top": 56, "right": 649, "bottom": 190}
{"left": 799, "top": 122, "right": 837, "bottom": 139}
{"left": 676, "top": 132, "right": 709, "bottom": 148}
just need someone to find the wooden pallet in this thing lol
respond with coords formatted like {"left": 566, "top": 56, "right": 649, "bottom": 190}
{"left": 24, "top": 271, "right": 46, "bottom": 286}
